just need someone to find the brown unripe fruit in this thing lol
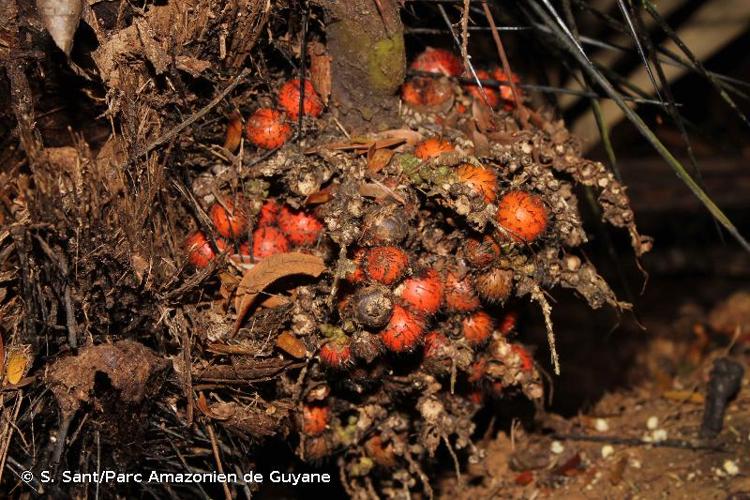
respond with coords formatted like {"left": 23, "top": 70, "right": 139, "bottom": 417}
{"left": 475, "top": 267, "right": 513, "bottom": 303}
{"left": 353, "top": 286, "right": 394, "bottom": 330}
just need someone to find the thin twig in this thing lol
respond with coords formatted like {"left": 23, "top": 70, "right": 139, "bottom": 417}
{"left": 206, "top": 423, "right": 232, "bottom": 500}
{"left": 134, "top": 68, "right": 251, "bottom": 161}
{"left": 480, "top": 1, "right": 529, "bottom": 128}
{"left": 551, "top": 433, "right": 728, "bottom": 452}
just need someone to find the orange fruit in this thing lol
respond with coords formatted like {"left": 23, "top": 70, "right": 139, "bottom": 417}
{"left": 496, "top": 191, "right": 548, "bottom": 243}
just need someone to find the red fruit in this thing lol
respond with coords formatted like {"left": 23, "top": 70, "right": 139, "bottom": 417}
{"left": 364, "top": 435, "right": 397, "bottom": 468}
{"left": 468, "top": 358, "right": 487, "bottom": 383}
{"left": 209, "top": 197, "right": 248, "bottom": 239}
{"left": 496, "top": 191, "right": 548, "bottom": 243}
{"left": 319, "top": 338, "right": 353, "bottom": 369}
{"left": 258, "top": 199, "right": 281, "bottom": 227}
{"left": 456, "top": 163, "right": 498, "bottom": 203}
{"left": 246, "top": 108, "right": 292, "bottom": 149}
{"left": 401, "top": 78, "right": 453, "bottom": 108}
{"left": 302, "top": 405, "right": 330, "bottom": 436}
{"left": 185, "top": 231, "right": 216, "bottom": 268}
{"left": 278, "top": 78, "right": 324, "bottom": 119}
{"left": 415, "top": 137, "right": 454, "bottom": 160}
{"left": 278, "top": 206, "right": 324, "bottom": 246}
{"left": 410, "top": 47, "right": 463, "bottom": 77}
{"left": 468, "top": 390, "right": 485, "bottom": 405}
{"left": 464, "top": 69, "right": 500, "bottom": 108}
{"left": 423, "top": 331, "right": 448, "bottom": 358}
{"left": 498, "top": 310, "right": 519, "bottom": 336}
{"left": 443, "top": 270, "right": 480, "bottom": 312}
{"left": 365, "top": 246, "right": 409, "bottom": 286}
{"left": 345, "top": 248, "right": 366, "bottom": 284}
{"left": 462, "top": 311, "right": 494, "bottom": 346}
{"left": 252, "top": 226, "right": 290, "bottom": 260}
{"left": 511, "top": 344, "right": 534, "bottom": 372}
{"left": 463, "top": 236, "right": 500, "bottom": 268}
{"left": 492, "top": 68, "right": 522, "bottom": 109}
{"left": 237, "top": 241, "right": 253, "bottom": 263}
{"left": 398, "top": 269, "right": 443, "bottom": 315}
{"left": 380, "top": 305, "right": 425, "bottom": 353}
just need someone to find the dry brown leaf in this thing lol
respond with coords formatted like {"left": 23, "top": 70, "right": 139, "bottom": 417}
{"left": 471, "top": 128, "right": 491, "bottom": 157}
{"left": 233, "top": 253, "right": 326, "bottom": 333}
{"left": 275, "top": 332, "right": 307, "bottom": 359}
{"left": 305, "top": 186, "right": 334, "bottom": 206}
{"left": 471, "top": 98, "right": 495, "bottom": 133}
{"left": 47, "top": 340, "right": 168, "bottom": 416}
{"left": 372, "top": 129, "right": 423, "bottom": 147}
{"left": 36, "top": 0, "right": 83, "bottom": 55}
{"left": 308, "top": 41, "right": 332, "bottom": 105}
{"left": 367, "top": 148, "right": 396, "bottom": 174}
{"left": 196, "top": 393, "right": 235, "bottom": 421}
{"left": 175, "top": 55, "right": 212, "bottom": 77}
{"left": 222, "top": 111, "right": 244, "bottom": 153}
{"left": 0, "top": 332, "right": 4, "bottom": 379}
{"left": 5, "top": 348, "right": 31, "bottom": 385}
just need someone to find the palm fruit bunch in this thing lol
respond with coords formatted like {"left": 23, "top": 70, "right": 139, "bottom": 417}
{"left": 187, "top": 47, "right": 649, "bottom": 495}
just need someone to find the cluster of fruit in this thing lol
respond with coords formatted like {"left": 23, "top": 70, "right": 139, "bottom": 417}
{"left": 184, "top": 197, "right": 323, "bottom": 268}
{"left": 402, "top": 47, "right": 522, "bottom": 111}
{"left": 245, "top": 78, "right": 324, "bottom": 150}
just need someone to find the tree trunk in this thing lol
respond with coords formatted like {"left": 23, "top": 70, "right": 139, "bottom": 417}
{"left": 321, "top": 0, "right": 405, "bottom": 132}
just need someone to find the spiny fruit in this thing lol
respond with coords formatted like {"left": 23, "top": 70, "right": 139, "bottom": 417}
{"left": 246, "top": 108, "right": 292, "bottom": 149}
{"left": 278, "top": 206, "right": 324, "bottom": 245}
{"left": 423, "top": 331, "right": 448, "bottom": 358}
{"left": 278, "top": 78, "right": 324, "bottom": 119}
{"left": 397, "top": 269, "right": 443, "bottom": 315}
{"left": 463, "top": 235, "right": 500, "bottom": 268}
{"left": 464, "top": 69, "right": 500, "bottom": 108}
{"left": 496, "top": 191, "right": 548, "bottom": 243}
{"left": 415, "top": 137, "right": 454, "bottom": 160}
{"left": 499, "top": 310, "right": 519, "bottom": 336}
{"left": 209, "top": 197, "right": 248, "bottom": 239}
{"left": 468, "top": 358, "right": 487, "bottom": 383}
{"left": 401, "top": 78, "right": 453, "bottom": 108}
{"left": 185, "top": 231, "right": 216, "bottom": 268}
{"left": 492, "top": 67, "right": 522, "bottom": 108}
{"left": 252, "top": 226, "right": 290, "bottom": 260}
{"left": 410, "top": 47, "right": 463, "bottom": 77}
{"left": 364, "top": 435, "right": 398, "bottom": 468}
{"left": 353, "top": 286, "right": 394, "bottom": 330}
{"left": 362, "top": 206, "right": 408, "bottom": 245}
{"left": 258, "top": 198, "right": 281, "bottom": 227}
{"left": 475, "top": 267, "right": 513, "bottom": 303}
{"left": 462, "top": 310, "right": 494, "bottom": 346}
{"left": 345, "top": 249, "right": 366, "bottom": 284}
{"left": 365, "top": 246, "right": 409, "bottom": 286}
{"left": 319, "top": 337, "right": 353, "bottom": 369}
{"left": 380, "top": 305, "right": 426, "bottom": 352}
{"left": 511, "top": 344, "right": 534, "bottom": 372}
{"left": 302, "top": 404, "right": 330, "bottom": 436}
{"left": 443, "top": 269, "right": 481, "bottom": 312}
{"left": 456, "top": 163, "right": 498, "bottom": 203}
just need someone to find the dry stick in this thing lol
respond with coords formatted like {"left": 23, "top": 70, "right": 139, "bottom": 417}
{"left": 206, "top": 423, "right": 232, "bottom": 500}
{"left": 531, "top": 283, "right": 560, "bottom": 375}
{"left": 134, "top": 68, "right": 251, "bottom": 161}
{"left": 0, "top": 392, "right": 23, "bottom": 485}
{"left": 459, "top": 0, "right": 471, "bottom": 64}
{"left": 436, "top": 4, "right": 489, "bottom": 105}
{"left": 479, "top": 1, "right": 531, "bottom": 129}
{"left": 182, "top": 322, "right": 194, "bottom": 428}
{"left": 34, "top": 235, "right": 78, "bottom": 348}
{"left": 551, "top": 433, "right": 727, "bottom": 452}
